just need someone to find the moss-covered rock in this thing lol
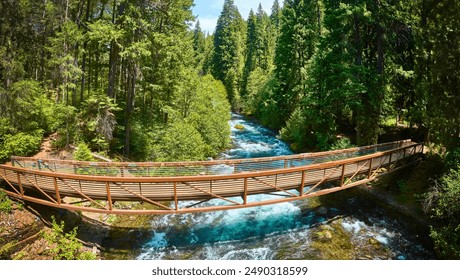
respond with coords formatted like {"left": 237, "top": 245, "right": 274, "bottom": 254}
{"left": 309, "top": 220, "right": 354, "bottom": 260}
{"left": 234, "top": 124, "right": 245, "bottom": 130}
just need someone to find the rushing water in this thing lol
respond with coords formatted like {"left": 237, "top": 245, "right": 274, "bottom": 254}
{"left": 135, "top": 113, "right": 434, "bottom": 260}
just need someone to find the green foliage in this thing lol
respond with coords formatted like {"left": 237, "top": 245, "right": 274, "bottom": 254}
{"left": 244, "top": 74, "right": 285, "bottom": 129}
{"left": 42, "top": 216, "right": 96, "bottom": 260}
{"left": 0, "top": 0, "right": 228, "bottom": 161}
{"left": 0, "top": 132, "right": 43, "bottom": 163}
{"left": 77, "top": 93, "right": 119, "bottom": 152}
{"left": 272, "top": 0, "right": 321, "bottom": 127}
{"left": 152, "top": 122, "right": 207, "bottom": 162}
{"left": 242, "top": 5, "right": 276, "bottom": 97}
{"left": 444, "top": 148, "right": 460, "bottom": 173}
{"left": 188, "top": 75, "right": 231, "bottom": 156}
{"left": 330, "top": 137, "right": 355, "bottom": 151}
{"left": 0, "top": 190, "right": 13, "bottom": 214}
{"left": 413, "top": 0, "right": 460, "bottom": 150}
{"left": 73, "top": 143, "right": 93, "bottom": 162}
{"left": 430, "top": 169, "right": 460, "bottom": 220}
{"left": 212, "top": 0, "right": 247, "bottom": 105}
{"left": 280, "top": 107, "right": 308, "bottom": 151}
{"left": 430, "top": 224, "right": 460, "bottom": 259}
{"left": 0, "top": 80, "right": 51, "bottom": 132}
{"left": 426, "top": 168, "right": 460, "bottom": 258}
{"left": 243, "top": 67, "right": 270, "bottom": 114}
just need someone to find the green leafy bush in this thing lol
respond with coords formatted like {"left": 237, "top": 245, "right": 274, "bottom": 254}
{"left": 0, "top": 190, "right": 13, "bottom": 214}
{"left": 0, "top": 131, "right": 43, "bottom": 163}
{"left": 73, "top": 142, "right": 93, "bottom": 161}
{"left": 42, "top": 216, "right": 96, "bottom": 260}
{"left": 444, "top": 148, "right": 460, "bottom": 172}
{"left": 426, "top": 168, "right": 460, "bottom": 258}
{"left": 330, "top": 137, "right": 355, "bottom": 151}
{"left": 280, "top": 107, "right": 308, "bottom": 151}
{"left": 188, "top": 75, "right": 231, "bottom": 156}
{"left": 152, "top": 122, "right": 207, "bottom": 162}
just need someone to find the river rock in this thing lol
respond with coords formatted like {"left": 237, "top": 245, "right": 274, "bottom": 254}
{"left": 234, "top": 124, "right": 245, "bottom": 130}
{"left": 314, "top": 230, "right": 333, "bottom": 242}
{"left": 368, "top": 237, "right": 379, "bottom": 245}
{"left": 368, "top": 237, "right": 382, "bottom": 249}
{"left": 317, "top": 206, "right": 328, "bottom": 215}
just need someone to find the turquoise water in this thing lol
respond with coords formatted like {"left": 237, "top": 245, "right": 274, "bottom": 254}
{"left": 136, "top": 114, "right": 434, "bottom": 260}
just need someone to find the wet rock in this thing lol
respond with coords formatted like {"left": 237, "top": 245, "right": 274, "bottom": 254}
{"left": 319, "top": 224, "right": 332, "bottom": 231}
{"left": 368, "top": 237, "right": 378, "bottom": 245}
{"left": 368, "top": 237, "right": 382, "bottom": 249}
{"left": 314, "top": 230, "right": 333, "bottom": 242}
{"left": 234, "top": 124, "right": 245, "bottom": 130}
{"left": 317, "top": 206, "right": 328, "bottom": 215}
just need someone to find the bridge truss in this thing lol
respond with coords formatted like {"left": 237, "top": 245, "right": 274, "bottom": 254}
{"left": 0, "top": 140, "right": 424, "bottom": 214}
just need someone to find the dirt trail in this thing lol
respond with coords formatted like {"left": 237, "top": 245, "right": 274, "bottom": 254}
{"left": 30, "top": 133, "right": 73, "bottom": 161}
{"left": 32, "top": 133, "right": 56, "bottom": 159}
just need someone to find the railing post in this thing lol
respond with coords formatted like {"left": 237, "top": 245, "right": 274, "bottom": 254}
{"left": 53, "top": 177, "right": 61, "bottom": 205}
{"left": 17, "top": 172, "right": 24, "bottom": 197}
{"left": 243, "top": 178, "right": 248, "bottom": 205}
{"left": 106, "top": 182, "right": 113, "bottom": 211}
{"left": 368, "top": 158, "right": 373, "bottom": 179}
{"left": 299, "top": 170, "right": 305, "bottom": 196}
{"left": 340, "top": 164, "right": 346, "bottom": 187}
{"left": 174, "top": 182, "right": 178, "bottom": 211}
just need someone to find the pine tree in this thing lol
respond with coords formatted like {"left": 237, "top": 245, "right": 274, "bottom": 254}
{"left": 212, "top": 0, "right": 246, "bottom": 107}
{"left": 193, "top": 20, "right": 207, "bottom": 71}
{"left": 414, "top": 0, "right": 460, "bottom": 149}
{"left": 270, "top": 0, "right": 282, "bottom": 30}
{"left": 273, "top": 0, "right": 321, "bottom": 128}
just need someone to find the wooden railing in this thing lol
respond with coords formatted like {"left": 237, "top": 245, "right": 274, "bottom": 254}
{"left": 10, "top": 140, "right": 413, "bottom": 176}
{"left": 0, "top": 140, "right": 424, "bottom": 215}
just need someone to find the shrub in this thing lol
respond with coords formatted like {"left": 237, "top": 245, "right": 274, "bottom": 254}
{"left": 0, "top": 131, "right": 43, "bottom": 163}
{"left": 444, "top": 148, "right": 460, "bottom": 172}
{"left": 330, "top": 137, "right": 355, "bottom": 151}
{"left": 73, "top": 142, "right": 93, "bottom": 161}
{"left": 426, "top": 168, "right": 460, "bottom": 258}
{"left": 152, "top": 122, "right": 207, "bottom": 162}
{"left": 0, "top": 190, "right": 13, "bottom": 214}
{"left": 42, "top": 216, "right": 96, "bottom": 260}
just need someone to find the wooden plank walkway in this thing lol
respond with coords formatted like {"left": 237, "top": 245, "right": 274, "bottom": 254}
{"left": 0, "top": 140, "right": 424, "bottom": 214}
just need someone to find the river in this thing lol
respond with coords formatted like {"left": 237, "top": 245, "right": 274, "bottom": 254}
{"left": 132, "top": 113, "right": 434, "bottom": 260}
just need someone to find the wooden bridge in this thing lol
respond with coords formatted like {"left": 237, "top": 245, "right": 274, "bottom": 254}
{"left": 0, "top": 140, "right": 424, "bottom": 215}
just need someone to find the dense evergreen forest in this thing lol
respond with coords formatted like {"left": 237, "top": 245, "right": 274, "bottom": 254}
{"left": 0, "top": 0, "right": 231, "bottom": 163}
{"left": 0, "top": 0, "right": 459, "bottom": 258}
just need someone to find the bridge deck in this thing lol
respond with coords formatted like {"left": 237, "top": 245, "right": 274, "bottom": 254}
{"left": 0, "top": 140, "right": 424, "bottom": 214}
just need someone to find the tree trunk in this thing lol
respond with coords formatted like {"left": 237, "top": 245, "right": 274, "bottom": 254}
{"left": 80, "top": 0, "right": 92, "bottom": 104}
{"left": 124, "top": 62, "right": 138, "bottom": 156}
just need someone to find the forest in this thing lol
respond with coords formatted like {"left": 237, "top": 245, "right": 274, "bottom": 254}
{"left": 0, "top": 0, "right": 459, "bottom": 258}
